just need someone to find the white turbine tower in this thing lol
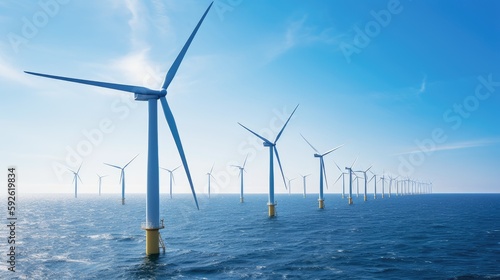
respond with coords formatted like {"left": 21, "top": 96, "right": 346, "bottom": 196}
{"left": 300, "top": 134, "right": 342, "bottom": 209}
{"left": 287, "top": 177, "right": 297, "bottom": 195}
{"left": 231, "top": 155, "right": 248, "bottom": 203}
{"left": 206, "top": 164, "right": 216, "bottom": 198}
{"left": 238, "top": 104, "right": 298, "bottom": 217}
{"left": 355, "top": 166, "right": 372, "bottom": 202}
{"left": 105, "top": 154, "right": 139, "bottom": 205}
{"left": 69, "top": 163, "right": 82, "bottom": 198}
{"left": 96, "top": 174, "right": 107, "bottom": 196}
{"left": 160, "top": 166, "right": 180, "bottom": 199}
{"left": 333, "top": 161, "right": 348, "bottom": 199}
{"left": 369, "top": 171, "right": 377, "bottom": 199}
{"left": 300, "top": 174, "right": 311, "bottom": 198}
{"left": 344, "top": 158, "right": 358, "bottom": 205}
{"left": 26, "top": 3, "right": 214, "bottom": 255}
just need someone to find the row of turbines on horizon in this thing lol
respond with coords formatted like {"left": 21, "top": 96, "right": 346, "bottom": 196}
{"left": 26, "top": 2, "right": 432, "bottom": 256}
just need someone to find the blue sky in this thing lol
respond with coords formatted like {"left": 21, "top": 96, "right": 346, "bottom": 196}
{"left": 1, "top": 0, "right": 499, "bottom": 195}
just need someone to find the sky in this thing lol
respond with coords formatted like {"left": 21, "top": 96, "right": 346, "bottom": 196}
{"left": 0, "top": 0, "right": 499, "bottom": 196}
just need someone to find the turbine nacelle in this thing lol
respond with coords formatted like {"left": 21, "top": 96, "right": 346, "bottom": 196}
{"left": 313, "top": 153, "right": 321, "bottom": 158}
{"left": 134, "top": 89, "right": 166, "bottom": 101}
{"left": 263, "top": 142, "right": 275, "bottom": 147}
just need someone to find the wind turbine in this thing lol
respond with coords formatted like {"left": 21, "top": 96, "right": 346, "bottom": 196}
{"left": 96, "top": 174, "right": 107, "bottom": 196}
{"left": 238, "top": 104, "right": 298, "bottom": 217}
{"left": 69, "top": 163, "right": 82, "bottom": 198}
{"left": 300, "top": 134, "right": 342, "bottom": 209}
{"left": 206, "top": 164, "right": 215, "bottom": 198}
{"left": 104, "top": 154, "right": 138, "bottom": 205}
{"left": 333, "top": 161, "right": 347, "bottom": 199}
{"left": 287, "top": 177, "right": 297, "bottom": 195}
{"left": 231, "top": 155, "right": 248, "bottom": 203}
{"left": 160, "top": 166, "right": 180, "bottom": 199}
{"left": 380, "top": 172, "right": 385, "bottom": 198}
{"left": 300, "top": 174, "right": 310, "bottom": 198}
{"left": 369, "top": 172, "right": 377, "bottom": 199}
{"left": 345, "top": 157, "right": 357, "bottom": 205}
{"left": 25, "top": 2, "right": 213, "bottom": 255}
{"left": 355, "top": 166, "right": 372, "bottom": 202}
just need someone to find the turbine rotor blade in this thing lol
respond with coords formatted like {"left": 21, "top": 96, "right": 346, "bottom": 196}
{"left": 350, "top": 157, "right": 358, "bottom": 168}
{"left": 238, "top": 122, "right": 272, "bottom": 144}
{"left": 210, "top": 163, "right": 215, "bottom": 174}
{"left": 273, "top": 146, "right": 288, "bottom": 190}
{"left": 104, "top": 163, "right": 122, "bottom": 169}
{"left": 333, "top": 160, "right": 342, "bottom": 172}
{"left": 24, "top": 71, "right": 157, "bottom": 95}
{"left": 322, "top": 144, "right": 344, "bottom": 157}
{"left": 275, "top": 104, "right": 299, "bottom": 143}
{"left": 321, "top": 158, "right": 329, "bottom": 190}
{"left": 173, "top": 165, "right": 181, "bottom": 172}
{"left": 162, "top": 2, "right": 213, "bottom": 90}
{"left": 333, "top": 173, "right": 343, "bottom": 185}
{"left": 76, "top": 163, "right": 83, "bottom": 174}
{"left": 242, "top": 154, "right": 248, "bottom": 169}
{"left": 300, "top": 133, "right": 319, "bottom": 153}
{"left": 124, "top": 154, "right": 139, "bottom": 168}
{"left": 160, "top": 96, "right": 199, "bottom": 209}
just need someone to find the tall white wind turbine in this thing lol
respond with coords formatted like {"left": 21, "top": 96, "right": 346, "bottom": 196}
{"left": 96, "top": 173, "right": 107, "bottom": 196}
{"left": 355, "top": 166, "right": 372, "bottom": 202}
{"left": 69, "top": 163, "right": 82, "bottom": 198}
{"left": 231, "top": 155, "right": 248, "bottom": 203}
{"left": 300, "top": 134, "right": 343, "bottom": 209}
{"left": 333, "top": 161, "right": 347, "bottom": 199}
{"left": 160, "top": 166, "right": 180, "bottom": 199}
{"left": 287, "top": 177, "right": 297, "bottom": 195}
{"left": 238, "top": 104, "right": 299, "bottom": 217}
{"left": 345, "top": 158, "right": 358, "bottom": 205}
{"left": 300, "top": 174, "right": 311, "bottom": 198}
{"left": 206, "top": 164, "right": 216, "bottom": 198}
{"left": 105, "top": 154, "right": 139, "bottom": 205}
{"left": 25, "top": 2, "right": 213, "bottom": 255}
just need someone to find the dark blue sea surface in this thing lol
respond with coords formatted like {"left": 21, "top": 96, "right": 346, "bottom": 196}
{"left": 2, "top": 193, "right": 499, "bottom": 279}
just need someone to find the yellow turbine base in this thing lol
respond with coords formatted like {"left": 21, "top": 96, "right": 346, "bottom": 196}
{"left": 240, "top": 197, "right": 244, "bottom": 203}
{"left": 364, "top": 195, "right": 367, "bottom": 201}
{"left": 268, "top": 204, "right": 276, "bottom": 217}
{"left": 348, "top": 197, "right": 353, "bottom": 205}
{"left": 122, "top": 198, "right": 125, "bottom": 205}
{"left": 318, "top": 199, "right": 324, "bottom": 209}
{"left": 145, "top": 229, "right": 159, "bottom": 255}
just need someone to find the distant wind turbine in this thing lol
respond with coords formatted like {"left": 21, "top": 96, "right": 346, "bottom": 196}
{"left": 231, "top": 155, "right": 248, "bottom": 203}
{"left": 368, "top": 171, "right": 377, "bottom": 199}
{"left": 287, "top": 177, "right": 297, "bottom": 195}
{"left": 238, "top": 104, "right": 299, "bottom": 217}
{"left": 26, "top": 2, "right": 212, "bottom": 255}
{"left": 300, "top": 134, "right": 343, "bottom": 209}
{"left": 333, "top": 161, "right": 347, "bottom": 199}
{"left": 300, "top": 174, "right": 310, "bottom": 198}
{"left": 160, "top": 166, "right": 181, "bottom": 199}
{"left": 355, "top": 166, "right": 372, "bottom": 202}
{"left": 345, "top": 157, "right": 358, "bottom": 205}
{"left": 69, "top": 163, "right": 82, "bottom": 198}
{"left": 105, "top": 154, "right": 139, "bottom": 205}
{"left": 96, "top": 174, "right": 107, "bottom": 196}
{"left": 206, "top": 164, "right": 216, "bottom": 198}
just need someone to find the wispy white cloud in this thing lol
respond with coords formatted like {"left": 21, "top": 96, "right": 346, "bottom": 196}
{"left": 396, "top": 138, "right": 500, "bottom": 155}
{"left": 418, "top": 75, "right": 427, "bottom": 94}
{"left": 267, "top": 15, "right": 346, "bottom": 60}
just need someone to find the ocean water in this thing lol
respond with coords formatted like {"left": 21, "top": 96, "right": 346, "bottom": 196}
{"left": 2, "top": 193, "right": 499, "bottom": 279}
